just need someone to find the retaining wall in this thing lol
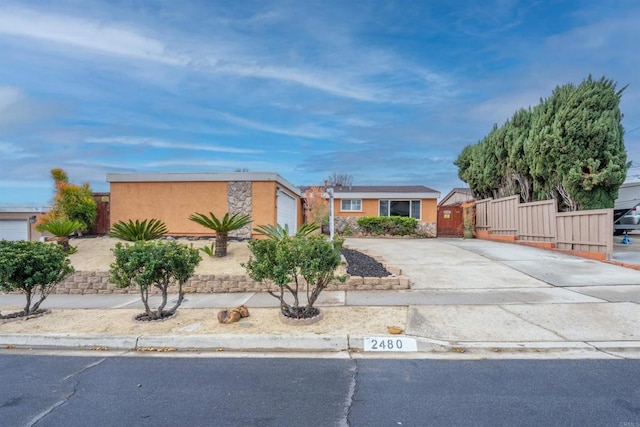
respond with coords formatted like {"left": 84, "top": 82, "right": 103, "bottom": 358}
{"left": 48, "top": 270, "right": 410, "bottom": 295}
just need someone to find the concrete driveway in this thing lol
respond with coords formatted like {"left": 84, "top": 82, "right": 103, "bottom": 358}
{"left": 344, "top": 237, "right": 640, "bottom": 352}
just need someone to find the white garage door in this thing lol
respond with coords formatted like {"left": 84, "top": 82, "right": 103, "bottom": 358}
{"left": 0, "top": 220, "right": 29, "bottom": 241}
{"left": 277, "top": 189, "right": 297, "bottom": 234}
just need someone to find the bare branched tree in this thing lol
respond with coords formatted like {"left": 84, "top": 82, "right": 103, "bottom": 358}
{"left": 325, "top": 172, "right": 353, "bottom": 187}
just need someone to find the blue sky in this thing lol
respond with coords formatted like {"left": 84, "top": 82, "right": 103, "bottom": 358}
{"left": 1, "top": 0, "right": 639, "bottom": 205}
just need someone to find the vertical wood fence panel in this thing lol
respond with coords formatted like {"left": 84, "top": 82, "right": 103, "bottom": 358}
{"left": 475, "top": 198, "right": 492, "bottom": 231}
{"left": 489, "top": 196, "right": 519, "bottom": 235}
{"left": 555, "top": 209, "right": 613, "bottom": 259}
{"left": 517, "top": 199, "right": 557, "bottom": 242}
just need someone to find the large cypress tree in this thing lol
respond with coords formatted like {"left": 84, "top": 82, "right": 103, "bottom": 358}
{"left": 455, "top": 75, "right": 629, "bottom": 211}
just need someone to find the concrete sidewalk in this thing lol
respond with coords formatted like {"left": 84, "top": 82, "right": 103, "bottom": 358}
{"left": 2, "top": 238, "right": 640, "bottom": 358}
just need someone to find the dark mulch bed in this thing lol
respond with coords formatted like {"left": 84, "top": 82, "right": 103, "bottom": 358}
{"left": 341, "top": 248, "right": 391, "bottom": 277}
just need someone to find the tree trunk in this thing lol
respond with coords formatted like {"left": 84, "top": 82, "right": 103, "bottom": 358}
{"left": 57, "top": 237, "right": 71, "bottom": 253}
{"left": 24, "top": 289, "right": 32, "bottom": 314}
{"left": 215, "top": 232, "right": 228, "bottom": 257}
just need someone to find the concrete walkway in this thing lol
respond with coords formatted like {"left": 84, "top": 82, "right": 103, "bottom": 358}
{"left": 2, "top": 238, "right": 640, "bottom": 358}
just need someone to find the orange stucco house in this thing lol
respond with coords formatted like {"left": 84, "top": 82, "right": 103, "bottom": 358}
{"left": 106, "top": 172, "right": 302, "bottom": 239}
{"left": 311, "top": 185, "right": 440, "bottom": 237}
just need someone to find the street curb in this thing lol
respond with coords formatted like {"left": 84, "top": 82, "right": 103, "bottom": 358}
{"left": 136, "top": 334, "right": 349, "bottom": 352}
{"left": 0, "top": 333, "right": 138, "bottom": 350}
{"left": 2, "top": 333, "right": 640, "bottom": 356}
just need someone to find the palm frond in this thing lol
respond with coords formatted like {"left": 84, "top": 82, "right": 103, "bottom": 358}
{"left": 188, "top": 212, "right": 252, "bottom": 233}
{"left": 109, "top": 218, "right": 168, "bottom": 241}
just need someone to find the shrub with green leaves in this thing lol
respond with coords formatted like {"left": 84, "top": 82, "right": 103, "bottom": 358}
{"left": 109, "top": 240, "right": 201, "bottom": 320}
{"left": 356, "top": 216, "right": 418, "bottom": 236}
{"left": 109, "top": 218, "right": 168, "bottom": 241}
{"left": 244, "top": 233, "right": 344, "bottom": 319}
{"left": 0, "top": 241, "right": 74, "bottom": 317}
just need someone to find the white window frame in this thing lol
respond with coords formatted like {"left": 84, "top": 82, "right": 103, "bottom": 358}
{"left": 379, "top": 200, "right": 421, "bottom": 219}
{"left": 340, "top": 199, "right": 362, "bottom": 212}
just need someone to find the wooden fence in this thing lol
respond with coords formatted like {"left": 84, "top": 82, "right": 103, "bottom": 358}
{"left": 518, "top": 199, "right": 556, "bottom": 243}
{"left": 476, "top": 196, "right": 613, "bottom": 260}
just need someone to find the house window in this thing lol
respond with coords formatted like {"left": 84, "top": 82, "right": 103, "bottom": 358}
{"left": 379, "top": 200, "right": 421, "bottom": 219}
{"left": 341, "top": 199, "right": 362, "bottom": 211}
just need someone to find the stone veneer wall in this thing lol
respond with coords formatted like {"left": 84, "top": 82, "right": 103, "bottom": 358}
{"left": 227, "top": 181, "right": 252, "bottom": 239}
{"left": 48, "top": 271, "right": 410, "bottom": 294}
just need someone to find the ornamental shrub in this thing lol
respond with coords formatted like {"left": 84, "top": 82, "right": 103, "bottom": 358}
{"left": 109, "top": 240, "right": 201, "bottom": 320}
{"left": 244, "top": 233, "right": 344, "bottom": 319}
{"left": 36, "top": 168, "right": 97, "bottom": 233}
{"left": 0, "top": 241, "right": 74, "bottom": 317}
{"left": 356, "top": 216, "right": 418, "bottom": 236}
{"left": 109, "top": 218, "right": 168, "bottom": 241}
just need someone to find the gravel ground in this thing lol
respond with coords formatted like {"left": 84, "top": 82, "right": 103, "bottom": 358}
{"left": 341, "top": 248, "right": 391, "bottom": 277}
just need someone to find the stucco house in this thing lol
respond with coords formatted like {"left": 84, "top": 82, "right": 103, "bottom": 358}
{"left": 0, "top": 206, "right": 49, "bottom": 241}
{"left": 326, "top": 185, "right": 440, "bottom": 236}
{"left": 106, "top": 172, "right": 302, "bottom": 238}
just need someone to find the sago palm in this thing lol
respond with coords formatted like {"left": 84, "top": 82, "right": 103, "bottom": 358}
{"left": 38, "top": 219, "right": 83, "bottom": 253}
{"left": 188, "top": 212, "right": 252, "bottom": 257}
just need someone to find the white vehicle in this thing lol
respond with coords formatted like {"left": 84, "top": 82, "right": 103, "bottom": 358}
{"left": 614, "top": 176, "right": 640, "bottom": 235}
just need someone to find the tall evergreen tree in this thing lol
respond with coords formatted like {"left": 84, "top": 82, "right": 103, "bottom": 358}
{"left": 455, "top": 75, "right": 629, "bottom": 211}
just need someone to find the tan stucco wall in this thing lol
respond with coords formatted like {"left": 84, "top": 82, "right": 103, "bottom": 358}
{"left": 251, "top": 181, "right": 276, "bottom": 238}
{"left": 110, "top": 181, "right": 228, "bottom": 235}
{"left": 334, "top": 198, "right": 437, "bottom": 222}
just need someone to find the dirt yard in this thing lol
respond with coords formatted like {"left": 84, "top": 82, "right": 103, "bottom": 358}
{"left": 0, "top": 236, "right": 408, "bottom": 336}
{"left": 68, "top": 236, "right": 250, "bottom": 274}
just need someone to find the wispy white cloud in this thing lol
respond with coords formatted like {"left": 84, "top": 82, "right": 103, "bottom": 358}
{"left": 0, "top": 6, "right": 185, "bottom": 65}
{"left": 0, "top": 5, "right": 453, "bottom": 105}
{"left": 0, "top": 141, "right": 36, "bottom": 159}
{"left": 85, "top": 136, "right": 262, "bottom": 154}
{"left": 212, "top": 111, "right": 337, "bottom": 140}
{"left": 0, "top": 86, "right": 61, "bottom": 130}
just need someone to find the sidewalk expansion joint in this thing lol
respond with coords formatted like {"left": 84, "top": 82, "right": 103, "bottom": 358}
{"left": 498, "top": 305, "right": 569, "bottom": 341}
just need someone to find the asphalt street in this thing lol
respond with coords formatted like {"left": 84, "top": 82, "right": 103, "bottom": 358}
{"left": 1, "top": 354, "right": 639, "bottom": 427}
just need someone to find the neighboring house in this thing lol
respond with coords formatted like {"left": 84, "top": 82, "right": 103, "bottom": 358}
{"left": 437, "top": 188, "right": 475, "bottom": 237}
{"left": 327, "top": 185, "right": 440, "bottom": 236}
{"left": 0, "top": 206, "right": 49, "bottom": 241}
{"left": 106, "top": 172, "right": 302, "bottom": 238}
{"left": 438, "top": 187, "right": 474, "bottom": 206}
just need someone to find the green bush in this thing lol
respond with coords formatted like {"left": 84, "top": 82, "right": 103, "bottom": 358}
{"left": 244, "top": 234, "right": 344, "bottom": 319}
{"left": 109, "top": 218, "right": 168, "bottom": 241}
{"left": 356, "top": 216, "right": 418, "bottom": 236}
{"left": 109, "top": 240, "right": 201, "bottom": 320}
{"left": 0, "top": 241, "right": 74, "bottom": 316}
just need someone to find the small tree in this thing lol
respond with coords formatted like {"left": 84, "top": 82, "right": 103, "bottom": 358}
{"left": 37, "top": 168, "right": 97, "bottom": 233}
{"left": 109, "top": 240, "right": 201, "bottom": 320}
{"left": 325, "top": 172, "right": 353, "bottom": 187}
{"left": 245, "top": 228, "right": 344, "bottom": 319}
{"left": 188, "top": 212, "right": 252, "bottom": 257}
{"left": 304, "top": 186, "right": 329, "bottom": 227}
{"left": 0, "top": 241, "right": 74, "bottom": 317}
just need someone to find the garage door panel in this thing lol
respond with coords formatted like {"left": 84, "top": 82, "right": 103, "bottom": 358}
{"left": 0, "top": 220, "right": 29, "bottom": 241}
{"left": 277, "top": 190, "right": 297, "bottom": 233}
